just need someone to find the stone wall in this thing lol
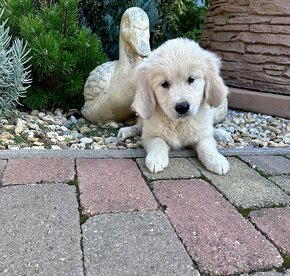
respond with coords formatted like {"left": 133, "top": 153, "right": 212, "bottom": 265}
{"left": 201, "top": 0, "right": 290, "bottom": 95}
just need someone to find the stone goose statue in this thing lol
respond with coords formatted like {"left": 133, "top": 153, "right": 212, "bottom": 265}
{"left": 81, "top": 7, "right": 151, "bottom": 123}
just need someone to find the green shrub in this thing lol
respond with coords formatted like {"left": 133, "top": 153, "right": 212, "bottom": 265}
{"left": 1, "top": 0, "right": 107, "bottom": 110}
{"left": 153, "top": 0, "right": 208, "bottom": 47}
{"left": 0, "top": 9, "right": 31, "bottom": 124}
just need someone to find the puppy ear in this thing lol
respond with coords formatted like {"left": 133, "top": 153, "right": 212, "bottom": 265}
{"left": 132, "top": 65, "right": 156, "bottom": 119}
{"left": 204, "top": 54, "right": 229, "bottom": 108}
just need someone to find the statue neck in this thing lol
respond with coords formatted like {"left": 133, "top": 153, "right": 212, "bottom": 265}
{"left": 119, "top": 37, "right": 143, "bottom": 67}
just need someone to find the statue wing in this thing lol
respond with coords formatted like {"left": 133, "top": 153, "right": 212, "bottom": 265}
{"left": 83, "top": 61, "right": 117, "bottom": 101}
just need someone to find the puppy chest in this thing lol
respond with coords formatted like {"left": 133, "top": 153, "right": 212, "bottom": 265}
{"left": 144, "top": 113, "right": 212, "bottom": 149}
{"left": 162, "top": 123, "right": 203, "bottom": 149}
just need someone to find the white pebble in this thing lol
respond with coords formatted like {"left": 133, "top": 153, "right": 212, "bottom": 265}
{"left": 80, "top": 137, "right": 93, "bottom": 144}
{"left": 51, "top": 145, "right": 62, "bottom": 149}
{"left": 56, "top": 136, "right": 65, "bottom": 142}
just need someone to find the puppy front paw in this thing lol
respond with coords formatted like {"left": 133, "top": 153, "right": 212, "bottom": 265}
{"left": 145, "top": 153, "right": 169, "bottom": 173}
{"left": 202, "top": 153, "right": 229, "bottom": 175}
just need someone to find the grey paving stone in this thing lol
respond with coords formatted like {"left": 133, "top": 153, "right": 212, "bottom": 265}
{"left": 269, "top": 175, "right": 290, "bottom": 194}
{"left": 2, "top": 158, "right": 75, "bottom": 185}
{"left": 240, "top": 155, "right": 290, "bottom": 176}
{"left": 153, "top": 179, "right": 283, "bottom": 275}
{"left": 0, "top": 184, "right": 83, "bottom": 275}
{"left": 82, "top": 211, "right": 198, "bottom": 276}
{"left": 136, "top": 158, "right": 201, "bottom": 181}
{"left": 0, "top": 159, "right": 7, "bottom": 184}
{"left": 250, "top": 207, "right": 290, "bottom": 256}
{"left": 190, "top": 157, "right": 290, "bottom": 209}
{"left": 77, "top": 159, "right": 157, "bottom": 215}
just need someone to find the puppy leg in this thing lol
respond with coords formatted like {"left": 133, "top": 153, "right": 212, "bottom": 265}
{"left": 213, "top": 129, "right": 233, "bottom": 143}
{"left": 143, "top": 137, "right": 170, "bottom": 173}
{"left": 195, "top": 137, "right": 229, "bottom": 175}
{"left": 117, "top": 118, "right": 143, "bottom": 139}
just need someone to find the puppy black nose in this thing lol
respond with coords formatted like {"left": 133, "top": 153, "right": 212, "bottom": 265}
{"left": 175, "top": 102, "right": 190, "bottom": 114}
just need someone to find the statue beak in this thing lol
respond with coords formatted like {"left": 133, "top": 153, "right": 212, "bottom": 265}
{"left": 130, "top": 29, "right": 151, "bottom": 58}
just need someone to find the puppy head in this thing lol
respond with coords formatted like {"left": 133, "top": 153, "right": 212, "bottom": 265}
{"left": 132, "top": 38, "right": 228, "bottom": 120}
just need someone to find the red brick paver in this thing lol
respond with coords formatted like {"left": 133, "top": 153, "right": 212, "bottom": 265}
{"left": 2, "top": 158, "right": 75, "bottom": 185}
{"left": 153, "top": 179, "right": 283, "bottom": 275}
{"left": 250, "top": 207, "right": 290, "bottom": 256}
{"left": 76, "top": 159, "right": 157, "bottom": 215}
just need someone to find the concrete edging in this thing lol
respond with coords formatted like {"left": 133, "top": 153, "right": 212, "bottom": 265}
{"left": 228, "top": 88, "right": 290, "bottom": 118}
{"left": 0, "top": 147, "right": 289, "bottom": 159}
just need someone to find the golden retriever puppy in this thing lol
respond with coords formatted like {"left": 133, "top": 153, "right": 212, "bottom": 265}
{"left": 120, "top": 38, "right": 230, "bottom": 175}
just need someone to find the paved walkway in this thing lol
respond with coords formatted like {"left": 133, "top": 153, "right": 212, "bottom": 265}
{"left": 0, "top": 148, "right": 290, "bottom": 276}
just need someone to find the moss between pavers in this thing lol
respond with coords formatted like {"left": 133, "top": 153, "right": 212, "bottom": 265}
{"left": 282, "top": 255, "right": 290, "bottom": 269}
{"left": 238, "top": 208, "right": 258, "bottom": 219}
{"left": 69, "top": 177, "right": 89, "bottom": 225}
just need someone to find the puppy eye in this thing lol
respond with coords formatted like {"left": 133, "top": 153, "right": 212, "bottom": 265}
{"left": 187, "top": 77, "right": 195, "bottom": 84}
{"left": 161, "top": 81, "right": 170, "bottom": 89}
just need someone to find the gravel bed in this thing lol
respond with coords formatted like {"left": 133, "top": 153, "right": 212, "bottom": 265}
{"left": 0, "top": 108, "right": 289, "bottom": 150}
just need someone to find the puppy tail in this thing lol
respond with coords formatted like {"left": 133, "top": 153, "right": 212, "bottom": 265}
{"left": 132, "top": 64, "right": 156, "bottom": 119}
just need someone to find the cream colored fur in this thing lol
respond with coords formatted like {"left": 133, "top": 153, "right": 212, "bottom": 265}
{"left": 119, "top": 38, "right": 230, "bottom": 175}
